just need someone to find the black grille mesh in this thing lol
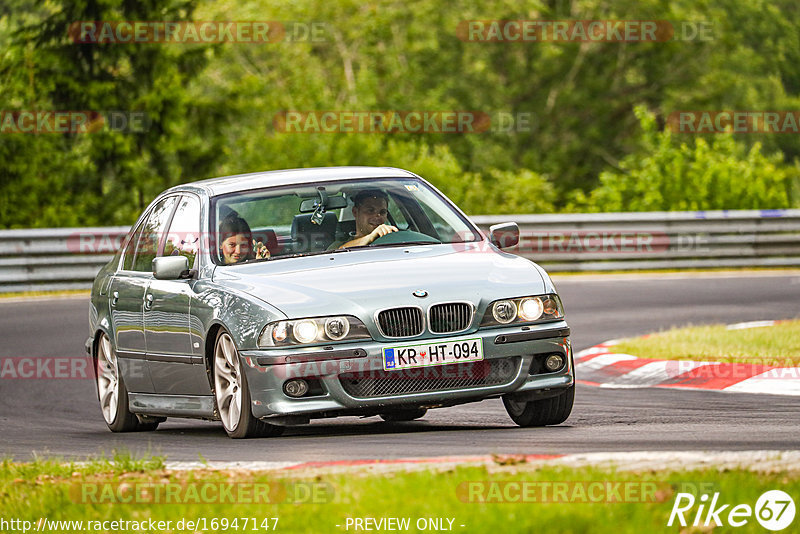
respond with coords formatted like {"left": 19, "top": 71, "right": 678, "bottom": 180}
{"left": 339, "top": 357, "right": 521, "bottom": 398}
{"left": 377, "top": 307, "right": 424, "bottom": 338}
{"left": 429, "top": 302, "right": 473, "bottom": 333}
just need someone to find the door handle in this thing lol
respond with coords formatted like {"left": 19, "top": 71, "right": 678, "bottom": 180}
{"left": 111, "top": 291, "right": 119, "bottom": 307}
{"left": 144, "top": 293, "right": 154, "bottom": 310}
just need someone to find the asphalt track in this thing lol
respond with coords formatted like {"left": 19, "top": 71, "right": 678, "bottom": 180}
{"left": 1, "top": 272, "right": 798, "bottom": 461}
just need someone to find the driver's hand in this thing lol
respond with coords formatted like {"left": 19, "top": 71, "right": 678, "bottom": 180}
{"left": 368, "top": 224, "right": 398, "bottom": 243}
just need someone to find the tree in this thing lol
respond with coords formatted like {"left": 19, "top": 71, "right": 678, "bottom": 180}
{"left": 571, "top": 107, "right": 798, "bottom": 212}
{"left": 0, "top": 0, "right": 219, "bottom": 227}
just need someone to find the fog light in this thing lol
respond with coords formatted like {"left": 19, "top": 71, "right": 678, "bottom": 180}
{"left": 545, "top": 354, "right": 565, "bottom": 372}
{"left": 284, "top": 379, "right": 309, "bottom": 398}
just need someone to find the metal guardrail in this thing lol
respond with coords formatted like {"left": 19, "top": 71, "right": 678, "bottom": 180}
{"left": 473, "top": 209, "right": 800, "bottom": 271}
{"left": 0, "top": 226, "right": 128, "bottom": 293}
{"left": 1, "top": 210, "right": 799, "bottom": 292}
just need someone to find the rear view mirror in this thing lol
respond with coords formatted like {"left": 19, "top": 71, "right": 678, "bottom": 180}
{"left": 152, "top": 256, "right": 191, "bottom": 280}
{"left": 299, "top": 195, "right": 348, "bottom": 213}
{"left": 489, "top": 222, "right": 520, "bottom": 249}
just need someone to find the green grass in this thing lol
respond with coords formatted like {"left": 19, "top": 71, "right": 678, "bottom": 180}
{"left": 550, "top": 266, "right": 800, "bottom": 277}
{"left": 613, "top": 320, "right": 800, "bottom": 365}
{"left": 0, "top": 451, "right": 164, "bottom": 481}
{"left": 1, "top": 458, "right": 799, "bottom": 533}
{"left": 0, "top": 289, "right": 89, "bottom": 299}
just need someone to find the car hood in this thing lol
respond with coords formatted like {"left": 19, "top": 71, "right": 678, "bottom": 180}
{"left": 213, "top": 244, "right": 547, "bottom": 320}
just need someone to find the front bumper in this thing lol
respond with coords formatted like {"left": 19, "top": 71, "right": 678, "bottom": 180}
{"left": 240, "top": 321, "right": 573, "bottom": 419}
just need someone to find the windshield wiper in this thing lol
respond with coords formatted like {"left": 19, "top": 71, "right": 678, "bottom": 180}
{"left": 264, "top": 248, "right": 347, "bottom": 261}
{"left": 376, "top": 241, "right": 441, "bottom": 248}
{"left": 333, "top": 245, "right": 370, "bottom": 252}
{"left": 237, "top": 241, "right": 442, "bottom": 262}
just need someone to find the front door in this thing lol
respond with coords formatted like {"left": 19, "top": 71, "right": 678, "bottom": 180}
{"left": 113, "top": 195, "right": 178, "bottom": 393}
{"left": 144, "top": 195, "right": 209, "bottom": 394}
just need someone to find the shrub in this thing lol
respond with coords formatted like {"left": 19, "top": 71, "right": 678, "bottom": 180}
{"left": 572, "top": 106, "right": 799, "bottom": 212}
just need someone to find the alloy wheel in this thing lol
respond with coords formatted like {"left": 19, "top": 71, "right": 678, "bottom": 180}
{"left": 214, "top": 332, "right": 242, "bottom": 432}
{"left": 96, "top": 334, "right": 119, "bottom": 425}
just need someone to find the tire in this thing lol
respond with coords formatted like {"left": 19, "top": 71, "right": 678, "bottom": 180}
{"left": 212, "top": 328, "right": 284, "bottom": 439}
{"left": 379, "top": 408, "right": 428, "bottom": 422}
{"left": 502, "top": 385, "right": 574, "bottom": 427}
{"left": 96, "top": 332, "right": 159, "bottom": 432}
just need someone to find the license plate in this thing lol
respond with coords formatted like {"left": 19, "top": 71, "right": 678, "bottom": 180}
{"left": 383, "top": 338, "right": 483, "bottom": 371}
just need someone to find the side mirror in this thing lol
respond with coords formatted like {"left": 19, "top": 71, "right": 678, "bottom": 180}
{"left": 489, "top": 222, "right": 520, "bottom": 249}
{"left": 152, "top": 256, "right": 191, "bottom": 280}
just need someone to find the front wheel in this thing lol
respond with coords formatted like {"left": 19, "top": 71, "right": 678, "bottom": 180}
{"left": 96, "top": 333, "right": 158, "bottom": 432}
{"left": 502, "top": 385, "right": 574, "bottom": 427}
{"left": 213, "top": 329, "right": 284, "bottom": 439}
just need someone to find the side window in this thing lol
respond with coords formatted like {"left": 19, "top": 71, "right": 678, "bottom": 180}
{"left": 130, "top": 196, "right": 177, "bottom": 272}
{"left": 121, "top": 224, "right": 145, "bottom": 271}
{"left": 163, "top": 196, "right": 201, "bottom": 267}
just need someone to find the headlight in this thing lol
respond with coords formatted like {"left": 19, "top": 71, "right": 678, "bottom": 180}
{"left": 324, "top": 316, "right": 350, "bottom": 340}
{"left": 518, "top": 297, "right": 544, "bottom": 321}
{"left": 293, "top": 320, "right": 319, "bottom": 344}
{"left": 492, "top": 300, "right": 517, "bottom": 323}
{"left": 258, "top": 315, "right": 371, "bottom": 347}
{"left": 481, "top": 294, "right": 564, "bottom": 327}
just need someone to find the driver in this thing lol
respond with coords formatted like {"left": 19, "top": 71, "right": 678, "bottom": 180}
{"left": 332, "top": 189, "right": 398, "bottom": 249}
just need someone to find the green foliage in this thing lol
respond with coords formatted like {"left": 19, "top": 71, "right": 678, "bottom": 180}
{"left": 449, "top": 168, "right": 555, "bottom": 215}
{"left": 0, "top": 0, "right": 217, "bottom": 227}
{"left": 572, "top": 107, "right": 798, "bottom": 212}
{"left": 2, "top": 460, "right": 800, "bottom": 534}
{"left": 3, "top": 0, "right": 800, "bottom": 227}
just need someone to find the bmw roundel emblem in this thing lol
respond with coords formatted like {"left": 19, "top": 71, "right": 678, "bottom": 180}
{"left": 413, "top": 290, "right": 428, "bottom": 298}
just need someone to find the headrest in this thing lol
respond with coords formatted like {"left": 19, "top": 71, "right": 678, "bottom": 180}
{"left": 291, "top": 213, "right": 337, "bottom": 251}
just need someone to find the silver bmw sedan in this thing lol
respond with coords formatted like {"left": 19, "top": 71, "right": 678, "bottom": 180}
{"left": 87, "top": 167, "right": 573, "bottom": 438}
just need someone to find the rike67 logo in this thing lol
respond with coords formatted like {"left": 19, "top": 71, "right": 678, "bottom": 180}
{"left": 668, "top": 490, "right": 795, "bottom": 531}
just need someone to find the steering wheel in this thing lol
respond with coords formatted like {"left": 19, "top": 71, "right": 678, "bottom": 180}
{"left": 370, "top": 229, "right": 441, "bottom": 246}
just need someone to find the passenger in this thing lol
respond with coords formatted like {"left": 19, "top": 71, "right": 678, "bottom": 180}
{"left": 218, "top": 212, "right": 269, "bottom": 264}
{"left": 332, "top": 189, "right": 398, "bottom": 249}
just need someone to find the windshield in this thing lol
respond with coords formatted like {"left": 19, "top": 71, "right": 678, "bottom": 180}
{"left": 210, "top": 177, "right": 481, "bottom": 265}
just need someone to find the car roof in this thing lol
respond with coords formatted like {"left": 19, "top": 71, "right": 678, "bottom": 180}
{"left": 168, "top": 166, "right": 418, "bottom": 197}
